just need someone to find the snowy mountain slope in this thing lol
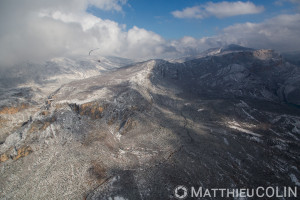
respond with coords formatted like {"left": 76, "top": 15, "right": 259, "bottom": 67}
{"left": 170, "top": 44, "right": 254, "bottom": 63}
{"left": 1, "top": 47, "right": 300, "bottom": 199}
{"left": 0, "top": 55, "right": 134, "bottom": 146}
{"left": 282, "top": 51, "right": 300, "bottom": 66}
{"left": 164, "top": 48, "right": 300, "bottom": 106}
{"left": 0, "top": 55, "right": 133, "bottom": 89}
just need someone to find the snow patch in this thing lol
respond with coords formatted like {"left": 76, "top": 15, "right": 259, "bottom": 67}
{"left": 289, "top": 174, "right": 300, "bottom": 186}
{"left": 108, "top": 196, "right": 127, "bottom": 200}
{"left": 57, "top": 87, "right": 112, "bottom": 105}
{"left": 250, "top": 136, "right": 263, "bottom": 143}
{"left": 237, "top": 100, "right": 249, "bottom": 108}
{"left": 223, "top": 138, "right": 229, "bottom": 146}
{"left": 227, "top": 121, "right": 262, "bottom": 137}
{"left": 108, "top": 127, "right": 122, "bottom": 141}
{"left": 292, "top": 126, "right": 300, "bottom": 134}
{"left": 199, "top": 73, "right": 211, "bottom": 79}
{"left": 241, "top": 108, "right": 258, "bottom": 122}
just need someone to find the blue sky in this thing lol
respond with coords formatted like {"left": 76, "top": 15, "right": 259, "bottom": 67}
{"left": 87, "top": 0, "right": 298, "bottom": 39}
{"left": 1, "top": 0, "right": 300, "bottom": 65}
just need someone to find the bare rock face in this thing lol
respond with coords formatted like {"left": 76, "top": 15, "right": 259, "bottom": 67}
{"left": 1, "top": 49, "right": 300, "bottom": 199}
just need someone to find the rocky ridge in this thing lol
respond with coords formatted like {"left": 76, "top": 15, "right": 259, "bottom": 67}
{"left": 0, "top": 46, "right": 300, "bottom": 199}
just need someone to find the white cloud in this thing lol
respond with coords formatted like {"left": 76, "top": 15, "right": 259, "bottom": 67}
{"left": 88, "top": 0, "right": 128, "bottom": 12}
{"left": 0, "top": 0, "right": 173, "bottom": 67}
{"left": 216, "top": 14, "right": 300, "bottom": 51}
{"left": 0, "top": 0, "right": 300, "bottom": 68}
{"left": 170, "top": 13, "right": 300, "bottom": 54}
{"left": 275, "top": 0, "right": 300, "bottom": 11}
{"left": 171, "top": 1, "right": 264, "bottom": 19}
{"left": 172, "top": 6, "right": 204, "bottom": 19}
{"left": 205, "top": 1, "right": 264, "bottom": 18}
{"left": 277, "top": 0, "right": 300, "bottom": 4}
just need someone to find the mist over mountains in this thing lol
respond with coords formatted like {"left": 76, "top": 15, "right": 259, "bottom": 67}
{"left": 1, "top": 45, "right": 300, "bottom": 199}
{"left": 1, "top": 0, "right": 300, "bottom": 67}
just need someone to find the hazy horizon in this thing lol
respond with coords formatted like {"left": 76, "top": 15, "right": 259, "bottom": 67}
{"left": 1, "top": 0, "right": 300, "bottom": 67}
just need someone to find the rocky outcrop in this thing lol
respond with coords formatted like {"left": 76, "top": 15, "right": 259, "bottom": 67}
{"left": 0, "top": 152, "right": 9, "bottom": 163}
{"left": 69, "top": 102, "right": 106, "bottom": 120}
{"left": 12, "top": 145, "right": 33, "bottom": 161}
{"left": 28, "top": 116, "right": 56, "bottom": 133}
{"left": 0, "top": 145, "right": 32, "bottom": 163}
{"left": 0, "top": 103, "right": 29, "bottom": 114}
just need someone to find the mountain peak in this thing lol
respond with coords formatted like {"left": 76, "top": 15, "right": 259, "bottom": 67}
{"left": 220, "top": 44, "right": 254, "bottom": 52}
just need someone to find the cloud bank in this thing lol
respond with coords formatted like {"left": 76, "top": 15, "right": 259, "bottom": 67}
{"left": 175, "top": 13, "right": 300, "bottom": 53}
{"left": 217, "top": 14, "right": 300, "bottom": 51}
{"left": 172, "top": 1, "right": 264, "bottom": 19}
{"left": 0, "top": 0, "right": 171, "bottom": 66}
{"left": 0, "top": 0, "right": 300, "bottom": 67}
